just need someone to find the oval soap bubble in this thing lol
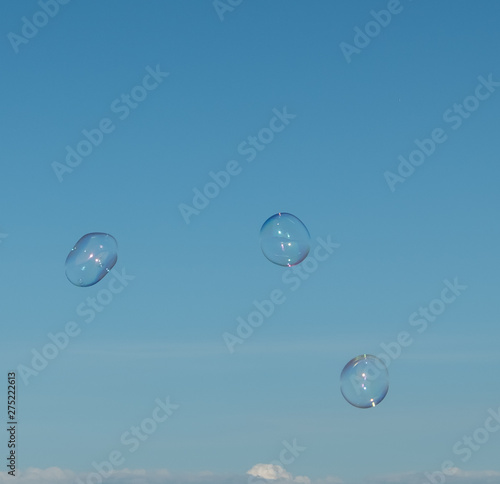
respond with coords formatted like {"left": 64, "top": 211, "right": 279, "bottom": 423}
{"left": 65, "top": 233, "right": 118, "bottom": 287}
{"left": 260, "top": 213, "right": 310, "bottom": 267}
{"left": 340, "top": 354, "right": 389, "bottom": 409}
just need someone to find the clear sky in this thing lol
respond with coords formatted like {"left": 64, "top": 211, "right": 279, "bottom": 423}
{"left": 1, "top": 1, "right": 500, "bottom": 483}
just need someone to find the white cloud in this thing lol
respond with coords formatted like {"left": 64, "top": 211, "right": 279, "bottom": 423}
{"left": 450, "top": 468, "right": 500, "bottom": 479}
{"left": 248, "top": 463, "right": 293, "bottom": 480}
{"left": 247, "top": 463, "right": 311, "bottom": 484}
{"left": 359, "top": 468, "right": 500, "bottom": 484}
{"left": 0, "top": 467, "right": 498, "bottom": 484}
{"left": 0, "top": 467, "right": 75, "bottom": 482}
{"left": 0, "top": 468, "right": 247, "bottom": 484}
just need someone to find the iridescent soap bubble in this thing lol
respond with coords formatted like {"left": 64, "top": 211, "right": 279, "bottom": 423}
{"left": 340, "top": 354, "right": 389, "bottom": 409}
{"left": 260, "top": 213, "right": 310, "bottom": 267}
{"left": 65, "top": 233, "right": 118, "bottom": 287}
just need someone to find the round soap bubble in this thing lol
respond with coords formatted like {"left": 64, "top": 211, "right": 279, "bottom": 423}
{"left": 65, "top": 233, "right": 118, "bottom": 287}
{"left": 340, "top": 354, "right": 389, "bottom": 408}
{"left": 260, "top": 213, "right": 310, "bottom": 267}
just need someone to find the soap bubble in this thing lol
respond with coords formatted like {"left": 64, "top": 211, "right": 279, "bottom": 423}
{"left": 340, "top": 354, "right": 389, "bottom": 408}
{"left": 65, "top": 233, "right": 117, "bottom": 287}
{"left": 260, "top": 213, "right": 310, "bottom": 267}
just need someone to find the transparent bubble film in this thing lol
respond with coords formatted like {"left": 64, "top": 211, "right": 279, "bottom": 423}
{"left": 260, "top": 213, "right": 310, "bottom": 267}
{"left": 340, "top": 354, "right": 389, "bottom": 409}
{"left": 65, "top": 233, "right": 118, "bottom": 287}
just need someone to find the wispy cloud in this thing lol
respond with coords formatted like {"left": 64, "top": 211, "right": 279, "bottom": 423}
{"left": 0, "top": 467, "right": 329, "bottom": 484}
{"left": 358, "top": 468, "right": 500, "bottom": 484}
{"left": 0, "top": 467, "right": 499, "bottom": 484}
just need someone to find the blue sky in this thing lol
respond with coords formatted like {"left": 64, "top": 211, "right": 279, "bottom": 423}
{"left": 1, "top": 1, "right": 500, "bottom": 483}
